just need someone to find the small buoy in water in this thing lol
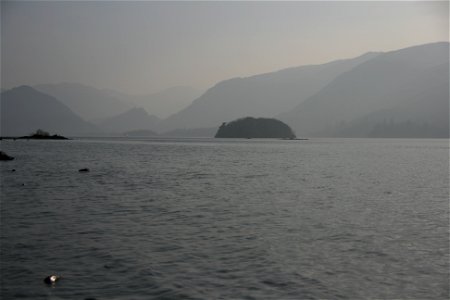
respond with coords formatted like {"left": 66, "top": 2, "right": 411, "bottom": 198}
{"left": 78, "top": 168, "right": 90, "bottom": 172}
{"left": 44, "top": 275, "right": 61, "bottom": 284}
{"left": 11, "top": 169, "right": 16, "bottom": 172}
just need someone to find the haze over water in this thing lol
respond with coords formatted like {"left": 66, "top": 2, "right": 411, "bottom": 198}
{"left": 1, "top": 138, "right": 448, "bottom": 299}
{"left": 1, "top": 1, "right": 449, "bottom": 299}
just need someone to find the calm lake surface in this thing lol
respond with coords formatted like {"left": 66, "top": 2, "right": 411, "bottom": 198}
{"left": 1, "top": 138, "right": 448, "bottom": 299}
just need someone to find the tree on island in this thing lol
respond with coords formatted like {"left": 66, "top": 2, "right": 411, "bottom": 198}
{"left": 215, "top": 117, "right": 296, "bottom": 138}
{"left": 33, "top": 129, "right": 50, "bottom": 137}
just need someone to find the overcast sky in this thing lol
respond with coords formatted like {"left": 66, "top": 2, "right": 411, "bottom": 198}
{"left": 1, "top": 1, "right": 448, "bottom": 94}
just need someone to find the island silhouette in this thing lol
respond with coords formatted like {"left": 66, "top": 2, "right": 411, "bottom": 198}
{"left": 215, "top": 117, "right": 296, "bottom": 139}
{"left": 19, "top": 129, "right": 69, "bottom": 140}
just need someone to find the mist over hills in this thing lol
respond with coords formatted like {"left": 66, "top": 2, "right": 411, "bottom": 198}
{"left": 35, "top": 83, "right": 134, "bottom": 122}
{"left": 3, "top": 42, "right": 448, "bottom": 138}
{"left": 279, "top": 42, "right": 449, "bottom": 137}
{"left": 35, "top": 83, "right": 200, "bottom": 122}
{"left": 96, "top": 107, "right": 160, "bottom": 134}
{"left": 333, "top": 79, "right": 449, "bottom": 138}
{"left": 157, "top": 52, "right": 379, "bottom": 132}
{"left": 0, "top": 86, "right": 98, "bottom": 136}
{"left": 105, "top": 86, "right": 201, "bottom": 119}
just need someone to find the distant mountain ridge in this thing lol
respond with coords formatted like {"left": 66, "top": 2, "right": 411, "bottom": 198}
{"left": 105, "top": 86, "right": 202, "bottom": 119}
{"left": 96, "top": 107, "right": 160, "bottom": 134}
{"left": 333, "top": 80, "right": 449, "bottom": 138}
{"left": 0, "top": 86, "right": 98, "bottom": 136}
{"left": 157, "top": 52, "right": 380, "bottom": 132}
{"left": 4, "top": 41, "right": 448, "bottom": 138}
{"left": 35, "top": 82, "right": 134, "bottom": 122}
{"left": 279, "top": 42, "right": 449, "bottom": 137}
{"left": 157, "top": 41, "right": 448, "bottom": 138}
{"left": 35, "top": 83, "right": 200, "bottom": 122}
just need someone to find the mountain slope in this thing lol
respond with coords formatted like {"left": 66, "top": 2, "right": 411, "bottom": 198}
{"left": 97, "top": 107, "right": 160, "bottom": 134}
{"left": 35, "top": 83, "right": 133, "bottom": 121}
{"left": 334, "top": 78, "right": 449, "bottom": 138}
{"left": 157, "top": 52, "right": 379, "bottom": 132}
{"left": 0, "top": 86, "right": 98, "bottom": 136}
{"left": 279, "top": 42, "right": 449, "bottom": 137}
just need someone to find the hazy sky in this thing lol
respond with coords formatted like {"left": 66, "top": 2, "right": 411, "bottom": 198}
{"left": 1, "top": 1, "right": 448, "bottom": 94}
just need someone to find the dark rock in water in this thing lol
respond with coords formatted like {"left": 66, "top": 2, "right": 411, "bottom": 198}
{"left": 11, "top": 169, "right": 16, "bottom": 172}
{"left": 215, "top": 117, "right": 296, "bottom": 139}
{"left": 78, "top": 168, "right": 90, "bottom": 172}
{"left": 0, "top": 151, "right": 14, "bottom": 161}
{"left": 44, "top": 275, "right": 60, "bottom": 284}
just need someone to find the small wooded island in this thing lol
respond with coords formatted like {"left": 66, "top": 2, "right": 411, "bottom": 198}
{"left": 19, "top": 129, "right": 69, "bottom": 140}
{"left": 215, "top": 117, "right": 296, "bottom": 139}
{"left": 1, "top": 129, "right": 69, "bottom": 140}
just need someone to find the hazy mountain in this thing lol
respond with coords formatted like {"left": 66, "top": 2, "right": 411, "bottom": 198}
{"left": 0, "top": 86, "right": 98, "bottom": 136}
{"left": 35, "top": 82, "right": 133, "bottom": 121}
{"left": 105, "top": 86, "right": 202, "bottom": 119}
{"left": 97, "top": 107, "right": 160, "bottom": 134}
{"left": 19, "top": 42, "right": 448, "bottom": 138}
{"left": 157, "top": 52, "right": 379, "bottom": 132}
{"left": 333, "top": 78, "right": 449, "bottom": 138}
{"left": 279, "top": 42, "right": 449, "bottom": 137}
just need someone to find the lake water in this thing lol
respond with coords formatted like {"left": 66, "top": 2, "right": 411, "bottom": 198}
{"left": 1, "top": 138, "right": 448, "bottom": 299}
